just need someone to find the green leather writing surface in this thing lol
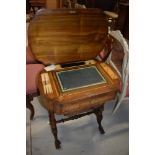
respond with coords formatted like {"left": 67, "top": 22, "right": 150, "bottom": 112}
{"left": 56, "top": 66, "right": 107, "bottom": 92}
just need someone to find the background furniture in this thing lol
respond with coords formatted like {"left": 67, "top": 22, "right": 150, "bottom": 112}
{"left": 108, "top": 30, "right": 129, "bottom": 113}
{"left": 98, "top": 30, "right": 129, "bottom": 113}
{"left": 116, "top": 1, "right": 129, "bottom": 39}
{"left": 29, "top": 0, "right": 46, "bottom": 14}
{"left": 57, "top": 0, "right": 129, "bottom": 39}
{"left": 26, "top": 47, "right": 45, "bottom": 120}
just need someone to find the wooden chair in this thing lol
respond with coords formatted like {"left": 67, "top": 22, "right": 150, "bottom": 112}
{"left": 108, "top": 30, "right": 129, "bottom": 113}
{"left": 99, "top": 30, "right": 129, "bottom": 114}
{"left": 26, "top": 46, "right": 45, "bottom": 120}
{"left": 26, "top": 64, "right": 45, "bottom": 120}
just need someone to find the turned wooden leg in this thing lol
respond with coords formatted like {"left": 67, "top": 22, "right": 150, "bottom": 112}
{"left": 26, "top": 95, "right": 34, "bottom": 120}
{"left": 48, "top": 110, "right": 61, "bottom": 149}
{"left": 94, "top": 106, "right": 105, "bottom": 134}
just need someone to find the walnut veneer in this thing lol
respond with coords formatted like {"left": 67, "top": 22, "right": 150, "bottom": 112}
{"left": 28, "top": 9, "right": 120, "bottom": 149}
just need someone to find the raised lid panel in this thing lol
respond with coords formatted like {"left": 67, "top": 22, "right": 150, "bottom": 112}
{"left": 28, "top": 8, "right": 108, "bottom": 65}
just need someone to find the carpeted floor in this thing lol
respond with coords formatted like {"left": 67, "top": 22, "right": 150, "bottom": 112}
{"left": 26, "top": 97, "right": 129, "bottom": 155}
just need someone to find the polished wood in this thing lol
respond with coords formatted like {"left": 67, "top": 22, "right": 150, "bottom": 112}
{"left": 48, "top": 103, "right": 105, "bottom": 149}
{"left": 55, "top": 105, "right": 105, "bottom": 136}
{"left": 94, "top": 106, "right": 105, "bottom": 134}
{"left": 38, "top": 61, "right": 120, "bottom": 149}
{"left": 56, "top": 108, "right": 101, "bottom": 123}
{"left": 28, "top": 8, "right": 108, "bottom": 65}
{"left": 38, "top": 61, "right": 120, "bottom": 115}
{"left": 46, "top": 0, "right": 58, "bottom": 8}
{"left": 48, "top": 109, "right": 61, "bottom": 149}
{"left": 28, "top": 9, "right": 121, "bottom": 149}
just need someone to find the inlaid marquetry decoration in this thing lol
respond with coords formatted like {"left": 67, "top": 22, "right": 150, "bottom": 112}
{"left": 41, "top": 73, "right": 53, "bottom": 94}
{"left": 101, "top": 63, "right": 118, "bottom": 79}
{"left": 85, "top": 60, "right": 96, "bottom": 65}
{"left": 29, "top": 9, "right": 121, "bottom": 149}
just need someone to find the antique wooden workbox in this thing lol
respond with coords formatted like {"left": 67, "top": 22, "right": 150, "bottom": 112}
{"left": 28, "top": 8, "right": 120, "bottom": 149}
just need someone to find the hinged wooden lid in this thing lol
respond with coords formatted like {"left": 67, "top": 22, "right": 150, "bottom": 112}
{"left": 28, "top": 8, "right": 108, "bottom": 65}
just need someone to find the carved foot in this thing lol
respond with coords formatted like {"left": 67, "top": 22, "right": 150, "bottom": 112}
{"left": 94, "top": 107, "right": 105, "bottom": 134}
{"left": 99, "top": 126, "right": 105, "bottom": 134}
{"left": 49, "top": 111, "right": 61, "bottom": 149}
{"left": 52, "top": 128, "right": 61, "bottom": 149}
{"left": 55, "top": 139, "right": 61, "bottom": 149}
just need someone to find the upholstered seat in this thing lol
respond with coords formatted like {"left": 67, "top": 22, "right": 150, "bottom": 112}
{"left": 26, "top": 64, "right": 44, "bottom": 94}
{"left": 26, "top": 64, "right": 45, "bottom": 120}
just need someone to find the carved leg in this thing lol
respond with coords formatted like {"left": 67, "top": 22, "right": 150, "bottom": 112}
{"left": 26, "top": 95, "right": 34, "bottom": 120}
{"left": 48, "top": 110, "right": 61, "bottom": 149}
{"left": 94, "top": 106, "right": 105, "bottom": 134}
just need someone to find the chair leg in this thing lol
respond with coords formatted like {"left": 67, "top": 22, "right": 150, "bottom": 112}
{"left": 26, "top": 95, "right": 34, "bottom": 120}
{"left": 48, "top": 110, "right": 61, "bottom": 149}
{"left": 94, "top": 106, "right": 105, "bottom": 134}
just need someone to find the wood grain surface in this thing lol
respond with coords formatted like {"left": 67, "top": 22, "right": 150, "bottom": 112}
{"left": 28, "top": 8, "right": 108, "bottom": 65}
{"left": 38, "top": 61, "right": 120, "bottom": 115}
